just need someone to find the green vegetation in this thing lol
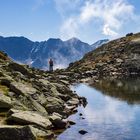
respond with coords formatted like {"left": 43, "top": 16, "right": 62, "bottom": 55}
{"left": 0, "top": 84, "right": 9, "bottom": 95}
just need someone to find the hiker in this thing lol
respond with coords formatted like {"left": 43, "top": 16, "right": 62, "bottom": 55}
{"left": 49, "top": 58, "right": 53, "bottom": 72}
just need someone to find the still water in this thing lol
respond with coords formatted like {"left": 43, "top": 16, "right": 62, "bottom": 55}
{"left": 58, "top": 79, "right": 140, "bottom": 140}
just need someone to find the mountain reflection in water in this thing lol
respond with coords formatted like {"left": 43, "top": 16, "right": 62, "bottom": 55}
{"left": 90, "top": 78, "right": 140, "bottom": 104}
{"left": 58, "top": 78, "right": 140, "bottom": 140}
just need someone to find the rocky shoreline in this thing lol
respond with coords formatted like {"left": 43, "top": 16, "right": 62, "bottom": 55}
{"left": 0, "top": 51, "right": 87, "bottom": 140}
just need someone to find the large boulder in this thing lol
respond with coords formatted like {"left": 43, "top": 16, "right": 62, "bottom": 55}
{"left": 64, "top": 104, "right": 77, "bottom": 114}
{"left": 52, "top": 83, "right": 74, "bottom": 96}
{"left": 29, "top": 125, "right": 55, "bottom": 140}
{"left": 49, "top": 113, "right": 69, "bottom": 129}
{"left": 7, "top": 109, "right": 52, "bottom": 129}
{"left": 45, "top": 97, "right": 64, "bottom": 114}
{"left": 10, "top": 82, "right": 36, "bottom": 96}
{"left": 29, "top": 97, "right": 48, "bottom": 115}
{"left": 39, "top": 79, "right": 50, "bottom": 86}
{"left": 0, "top": 125, "right": 36, "bottom": 140}
{"left": 50, "top": 85, "right": 61, "bottom": 96}
{"left": 8, "top": 62, "right": 34, "bottom": 78}
{"left": 0, "top": 76, "right": 13, "bottom": 87}
{"left": 51, "top": 119, "right": 68, "bottom": 129}
{"left": 0, "top": 125, "right": 55, "bottom": 140}
{"left": 58, "top": 94, "right": 71, "bottom": 101}
{"left": 67, "top": 98, "right": 79, "bottom": 106}
{"left": 0, "top": 94, "right": 12, "bottom": 108}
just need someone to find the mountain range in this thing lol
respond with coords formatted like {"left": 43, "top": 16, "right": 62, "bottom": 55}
{"left": 0, "top": 36, "right": 108, "bottom": 69}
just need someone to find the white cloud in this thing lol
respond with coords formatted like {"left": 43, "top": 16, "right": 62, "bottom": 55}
{"left": 84, "top": 96, "right": 135, "bottom": 124}
{"left": 60, "top": 17, "right": 78, "bottom": 39}
{"left": 56, "top": 0, "right": 137, "bottom": 39}
{"left": 80, "top": 1, "right": 101, "bottom": 23}
{"left": 103, "top": 24, "right": 118, "bottom": 36}
{"left": 0, "top": 32, "right": 4, "bottom": 36}
{"left": 12, "top": 32, "right": 22, "bottom": 36}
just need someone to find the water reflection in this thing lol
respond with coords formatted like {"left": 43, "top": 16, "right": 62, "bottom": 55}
{"left": 90, "top": 78, "right": 140, "bottom": 104}
{"left": 58, "top": 80, "right": 140, "bottom": 140}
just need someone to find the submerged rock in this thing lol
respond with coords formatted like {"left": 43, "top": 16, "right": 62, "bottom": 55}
{"left": 79, "top": 130, "right": 88, "bottom": 135}
{"left": 68, "top": 120, "right": 76, "bottom": 125}
{"left": 79, "top": 113, "right": 83, "bottom": 116}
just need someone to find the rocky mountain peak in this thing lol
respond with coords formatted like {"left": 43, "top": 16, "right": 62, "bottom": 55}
{"left": 91, "top": 39, "right": 109, "bottom": 48}
{"left": 67, "top": 37, "right": 80, "bottom": 42}
{"left": 47, "top": 38, "right": 63, "bottom": 43}
{"left": 65, "top": 37, "right": 83, "bottom": 45}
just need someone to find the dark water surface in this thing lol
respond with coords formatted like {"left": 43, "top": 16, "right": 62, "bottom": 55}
{"left": 58, "top": 79, "right": 140, "bottom": 140}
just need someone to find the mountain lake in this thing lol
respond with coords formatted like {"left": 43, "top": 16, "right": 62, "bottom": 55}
{"left": 57, "top": 78, "right": 140, "bottom": 140}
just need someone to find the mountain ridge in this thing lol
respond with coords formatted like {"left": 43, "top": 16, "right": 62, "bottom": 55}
{"left": 0, "top": 36, "right": 108, "bottom": 69}
{"left": 68, "top": 32, "right": 140, "bottom": 80}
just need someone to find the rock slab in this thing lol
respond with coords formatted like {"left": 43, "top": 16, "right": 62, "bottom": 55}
{"left": 7, "top": 109, "right": 52, "bottom": 129}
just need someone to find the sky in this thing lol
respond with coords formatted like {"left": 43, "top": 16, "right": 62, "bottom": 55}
{"left": 0, "top": 0, "right": 140, "bottom": 44}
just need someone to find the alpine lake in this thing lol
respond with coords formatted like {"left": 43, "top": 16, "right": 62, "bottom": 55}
{"left": 57, "top": 78, "right": 140, "bottom": 140}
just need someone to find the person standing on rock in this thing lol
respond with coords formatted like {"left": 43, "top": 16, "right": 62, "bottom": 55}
{"left": 49, "top": 58, "right": 53, "bottom": 72}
